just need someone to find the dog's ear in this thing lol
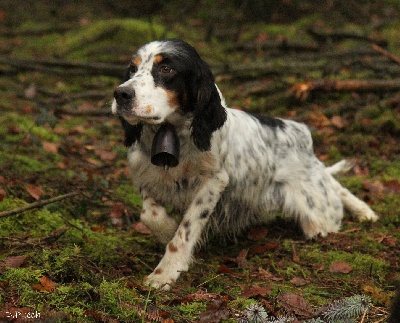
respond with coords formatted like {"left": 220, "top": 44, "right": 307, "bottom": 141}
{"left": 190, "top": 63, "right": 227, "bottom": 151}
{"left": 119, "top": 116, "right": 143, "bottom": 147}
{"left": 118, "top": 66, "right": 143, "bottom": 147}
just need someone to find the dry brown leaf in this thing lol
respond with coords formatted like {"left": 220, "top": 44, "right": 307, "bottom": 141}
{"left": 198, "top": 299, "right": 229, "bottom": 323}
{"left": 278, "top": 293, "right": 314, "bottom": 318}
{"left": 290, "top": 277, "right": 310, "bottom": 287}
{"left": 239, "top": 285, "right": 273, "bottom": 298}
{"left": 1, "top": 255, "right": 28, "bottom": 269}
{"left": 383, "top": 179, "right": 400, "bottom": 194}
{"left": 32, "top": 276, "right": 56, "bottom": 292}
{"left": 329, "top": 261, "right": 353, "bottom": 274}
{"left": 25, "top": 184, "right": 45, "bottom": 200}
{"left": 247, "top": 226, "right": 268, "bottom": 241}
{"left": 249, "top": 242, "right": 279, "bottom": 256}
{"left": 42, "top": 141, "right": 60, "bottom": 153}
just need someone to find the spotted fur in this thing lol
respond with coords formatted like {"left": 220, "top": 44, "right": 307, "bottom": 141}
{"left": 112, "top": 39, "right": 378, "bottom": 290}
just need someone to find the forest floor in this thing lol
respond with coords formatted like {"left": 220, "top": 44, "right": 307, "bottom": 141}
{"left": 0, "top": 3, "right": 399, "bottom": 322}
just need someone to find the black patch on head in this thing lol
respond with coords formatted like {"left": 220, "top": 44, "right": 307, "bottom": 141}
{"left": 155, "top": 39, "right": 227, "bottom": 151}
{"left": 251, "top": 113, "right": 286, "bottom": 130}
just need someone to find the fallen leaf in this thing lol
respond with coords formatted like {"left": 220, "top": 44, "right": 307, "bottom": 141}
{"left": 329, "top": 261, "right": 353, "bottom": 274}
{"left": 247, "top": 226, "right": 268, "bottom": 241}
{"left": 217, "top": 264, "right": 242, "bottom": 277}
{"left": 330, "top": 115, "right": 347, "bottom": 129}
{"left": 239, "top": 285, "right": 273, "bottom": 298}
{"left": 1, "top": 255, "right": 28, "bottom": 268}
{"left": 95, "top": 149, "right": 118, "bottom": 161}
{"left": 25, "top": 184, "right": 45, "bottom": 200}
{"left": 132, "top": 222, "right": 152, "bottom": 235}
{"left": 378, "top": 235, "right": 397, "bottom": 247}
{"left": 290, "top": 277, "right": 310, "bottom": 287}
{"left": 32, "top": 276, "right": 56, "bottom": 292}
{"left": 42, "top": 141, "right": 60, "bottom": 153}
{"left": 90, "top": 226, "right": 106, "bottom": 231}
{"left": 278, "top": 293, "right": 314, "bottom": 318}
{"left": 249, "top": 242, "right": 278, "bottom": 255}
{"left": 199, "top": 299, "right": 229, "bottom": 323}
{"left": 257, "top": 267, "right": 283, "bottom": 281}
{"left": 383, "top": 179, "right": 400, "bottom": 194}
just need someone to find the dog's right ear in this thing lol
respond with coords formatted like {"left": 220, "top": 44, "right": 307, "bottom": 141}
{"left": 118, "top": 66, "right": 142, "bottom": 147}
{"left": 119, "top": 116, "right": 143, "bottom": 147}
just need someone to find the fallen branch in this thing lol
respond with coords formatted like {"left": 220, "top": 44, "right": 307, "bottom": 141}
{"left": 290, "top": 78, "right": 400, "bottom": 100}
{"left": 0, "top": 57, "right": 124, "bottom": 77}
{"left": 0, "top": 192, "right": 79, "bottom": 218}
{"left": 372, "top": 43, "right": 400, "bottom": 66}
{"left": 307, "top": 28, "right": 387, "bottom": 47}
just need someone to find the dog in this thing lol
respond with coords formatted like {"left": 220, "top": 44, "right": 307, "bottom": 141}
{"left": 111, "top": 39, "right": 378, "bottom": 290}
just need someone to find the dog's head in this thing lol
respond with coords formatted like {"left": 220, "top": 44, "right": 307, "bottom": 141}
{"left": 112, "top": 39, "right": 227, "bottom": 151}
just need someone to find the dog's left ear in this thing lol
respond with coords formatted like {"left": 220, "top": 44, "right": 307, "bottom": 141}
{"left": 190, "top": 63, "right": 227, "bottom": 151}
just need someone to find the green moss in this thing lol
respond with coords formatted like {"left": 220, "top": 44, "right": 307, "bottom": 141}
{"left": 66, "top": 19, "right": 171, "bottom": 60}
{"left": 0, "top": 113, "right": 60, "bottom": 142}
{"left": 98, "top": 280, "right": 141, "bottom": 319}
{"left": 0, "top": 197, "right": 66, "bottom": 237}
{"left": 176, "top": 301, "right": 207, "bottom": 320}
{"left": 115, "top": 184, "right": 142, "bottom": 207}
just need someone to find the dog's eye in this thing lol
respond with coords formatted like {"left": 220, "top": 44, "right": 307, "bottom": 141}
{"left": 160, "top": 66, "right": 173, "bottom": 74}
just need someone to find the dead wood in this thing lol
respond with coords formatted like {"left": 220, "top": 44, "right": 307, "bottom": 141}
{"left": 290, "top": 79, "right": 400, "bottom": 100}
{"left": 307, "top": 28, "right": 387, "bottom": 47}
{"left": 372, "top": 43, "right": 400, "bottom": 66}
{"left": 0, "top": 57, "right": 124, "bottom": 77}
{"left": 0, "top": 192, "right": 79, "bottom": 218}
{"left": 231, "top": 39, "right": 319, "bottom": 52}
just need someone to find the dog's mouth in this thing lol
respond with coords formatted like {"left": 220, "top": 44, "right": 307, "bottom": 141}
{"left": 116, "top": 107, "right": 162, "bottom": 123}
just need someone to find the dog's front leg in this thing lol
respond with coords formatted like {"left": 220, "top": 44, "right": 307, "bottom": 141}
{"left": 144, "top": 170, "right": 229, "bottom": 290}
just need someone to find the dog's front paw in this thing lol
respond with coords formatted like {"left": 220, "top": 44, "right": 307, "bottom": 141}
{"left": 144, "top": 267, "right": 181, "bottom": 291}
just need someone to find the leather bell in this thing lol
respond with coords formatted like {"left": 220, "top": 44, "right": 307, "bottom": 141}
{"left": 151, "top": 123, "right": 180, "bottom": 168}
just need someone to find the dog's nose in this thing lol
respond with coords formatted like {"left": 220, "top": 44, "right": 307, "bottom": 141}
{"left": 114, "top": 86, "right": 135, "bottom": 105}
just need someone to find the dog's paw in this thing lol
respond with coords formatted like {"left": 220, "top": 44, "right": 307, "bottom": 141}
{"left": 144, "top": 267, "right": 181, "bottom": 291}
{"left": 357, "top": 207, "right": 379, "bottom": 222}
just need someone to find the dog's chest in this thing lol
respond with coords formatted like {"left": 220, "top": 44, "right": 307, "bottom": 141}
{"left": 128, "top": 148, "right": 218, "bottom": 210}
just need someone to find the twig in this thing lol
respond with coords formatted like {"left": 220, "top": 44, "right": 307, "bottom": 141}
{"left": 0, "top": 56, "right": 124, "bottom": 77}
{"left": 290, "top": 78, "right": 400, "bottom": 100}
{"left": 372, "top": 43, "right": 400, "bottom": 66}
{"left": 0, "top": 192, "right": 79, "bottom": 218}
{"left": 307, "top": 28, "right": 387, "bottom": 47}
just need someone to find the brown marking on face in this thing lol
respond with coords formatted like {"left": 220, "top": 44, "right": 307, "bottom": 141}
{"left": 168, "top": 242, "right": 178, "bottom": 253}
{"left": 153, "top": 54, "right": 164, "bottom": 65}
{"left": 154, "top": 268, "right": 163, "bottom": 275}
{"left": 145, "top": 105, "right": 152, "bottom": 114}
{"left": 165, "top": 89, "right": 179, "bottom": 109}
{"left": 132, "top": 56, "right": 141, "bottom": 66}
{"left": 152, "top": 210, "right": 158, "bottom": 217}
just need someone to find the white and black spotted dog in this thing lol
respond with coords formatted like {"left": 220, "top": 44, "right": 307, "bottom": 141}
{"left": 112, "top": 39, "right": 378, "bottom": 290}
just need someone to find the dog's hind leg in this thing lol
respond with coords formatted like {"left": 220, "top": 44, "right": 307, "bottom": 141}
{"left": 326, "top": 160, "right": 378, "bottom": 222}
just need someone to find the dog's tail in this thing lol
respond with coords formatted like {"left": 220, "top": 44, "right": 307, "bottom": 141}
{"left": 327, "top": 159, "right": 379, "bottom": 222}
